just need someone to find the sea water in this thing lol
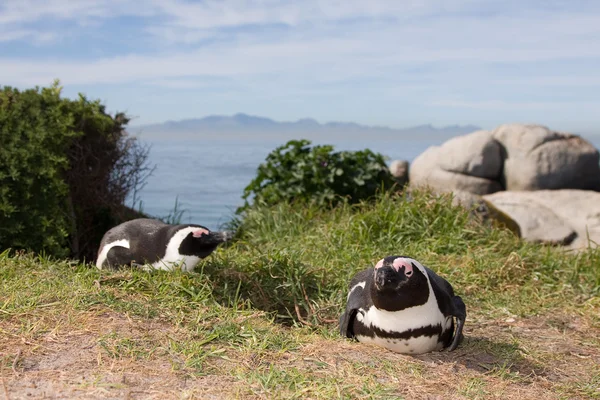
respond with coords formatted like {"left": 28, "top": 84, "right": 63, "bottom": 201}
{"left": 134, "top": 134, "right": 600, "bottom": 230}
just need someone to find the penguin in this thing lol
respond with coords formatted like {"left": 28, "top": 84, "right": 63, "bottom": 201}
{"left": 95, "top": 218, "right": 233, "bottom": 271}
{"left": 339, "top": 255, "right": 466, "bottom": 354}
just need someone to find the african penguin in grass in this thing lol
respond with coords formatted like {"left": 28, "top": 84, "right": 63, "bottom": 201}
{"left": 95, "top": 218, "right": 233, "bottom": 271}
{"left": 339, "top": 255, "right": 466, "bottom": 354}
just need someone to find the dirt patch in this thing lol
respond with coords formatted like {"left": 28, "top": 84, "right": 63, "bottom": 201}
{"left": 0, "top": 312, "right": 241, "bottom": 400}
{"left": 281, "top": 340, "right": 551, "bottom": 400}
{"left": 0, "top": 310, "right": 599, "bottom": 399}
{"left": 272, "top": 311, "right": 600, "bottom": 400}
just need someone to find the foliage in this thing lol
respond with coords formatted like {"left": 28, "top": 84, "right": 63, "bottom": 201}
{"left": 62, "top": 92, "right": 153, "bottom": 261}
{"left": 0, "top": 83, "right": 76, "bottom": 257}
{"left": 0, "top": 81, "right": 152, "bottom": 260}
{"left": 238, "top": 139, "right": 396, "bottom": 213}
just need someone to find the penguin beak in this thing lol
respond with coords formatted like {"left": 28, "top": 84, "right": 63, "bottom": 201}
{"left": 196, "top": 230, "right": 235, "bottom": 245}
{"left": 214, "top": 230, "right": 235, "bottom": 242}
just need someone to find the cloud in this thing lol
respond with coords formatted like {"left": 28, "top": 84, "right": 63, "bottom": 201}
{"left": 492, "top": 76, "right": 600, "bottom": 87}
{"left": 9, "top": 0, "right": 591, "bottom": 46}
{"left": 0, "top": 29, "right": 56, "bottom": 44}
{"left": 428, "top": 99, "right": 600, "bottom": 112}
{"left": 1, "top": 0, "right": 600, "bottom": 130}
{"left": 2, "top": 14, "right": 599, "bottom": 88}
{"left": 2, "top": 1, "right": 600, "bottom": 61}
{"left": 0, "top": 0, "right": 430, "bottom": 29}
{"left": 0, "top": 1, "right": 109, "bottom": 28}
{"left": 147, "top": 0, "right": 451, "bottom": 30}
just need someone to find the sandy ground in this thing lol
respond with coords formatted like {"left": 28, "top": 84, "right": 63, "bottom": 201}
{"left": 1, "top": 310, "right": 599, "bottom": 400}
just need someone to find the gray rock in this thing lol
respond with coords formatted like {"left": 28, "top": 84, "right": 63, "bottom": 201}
{"left": 437, "top": 130, "right": 503, "bottom": 179}
{"left": 449, "top": 190, "right": 500, "bottom": 227}
{"left": 483, "top": 190, "right": 600, "bottom": 250}
{"left": 492, "top": 124, "right": 600, "bottom": 191}
{"left": 389, "top": 160, "right": 409, "bottom": 186}
{"left": 409, "top": 130, "right": 504, "bottom": 195}
{"left": 410, "top": 146, "right": 503, "bottom": 195}
{"left": 408, "top": 145, "right": 440, "bottom": 189}
{"left": 483, "top": 191, "right": 576, "bottom": 245}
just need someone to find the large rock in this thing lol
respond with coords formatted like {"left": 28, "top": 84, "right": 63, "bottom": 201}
{"left": 437, "top": 130, "right": 503, "bottom": 179}
{"left": 483, "top": 190, "right": 600, "bottom": 250}
{"left": 492, "top": 124, "right": 600, "bottom": 191}
{"left": 405, "top": 123, "right": 600, "bottom": 250}
{"left": 409, "top": 130, "right": 503, "bottom": 195}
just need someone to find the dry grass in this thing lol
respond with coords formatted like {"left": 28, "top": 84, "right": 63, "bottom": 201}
{"left": 1, "top": 307, "right": 598, "bottom": 399}
{"left": 1, "top": 269, "right": 598, "bottom": 399}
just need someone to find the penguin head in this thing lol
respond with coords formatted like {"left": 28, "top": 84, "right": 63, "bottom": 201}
{"left": 371, "top": 255, "right": 430, "bottom": 311}
{"left": 179, "top": 226, "right": 234, "bottom": 258}
{"left": 191, "top": 228, "right": 234, "bottom": 245}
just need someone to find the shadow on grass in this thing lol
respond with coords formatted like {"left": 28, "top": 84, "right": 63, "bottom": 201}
{"left": 202, "top": 255, "right": 327, "bottom": 327}
{"left": 414, "top": 335, "right": 545, "bottom": 379}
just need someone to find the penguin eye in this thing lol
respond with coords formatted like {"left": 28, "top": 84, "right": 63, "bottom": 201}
{"left": 405, "top": 270, "right": 413, "bottom": 277}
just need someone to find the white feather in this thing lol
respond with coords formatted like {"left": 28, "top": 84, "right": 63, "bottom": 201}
{"left": 149, "top": 227, "right": 202, "bottom": 272}
{"left": 95, "top": 239, "right": 130, "bottom": 269}
{"left": 355, "top": 329, "right": 448, "bottom": 354}
{"left": 347, "top": 281, "right": 366, "bottom": 300}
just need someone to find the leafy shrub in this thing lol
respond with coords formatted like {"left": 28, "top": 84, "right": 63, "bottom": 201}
{"left": 62, "top": 94, "right": 153, "bottom": 261}
{"left": 0, "top": 82, "right": 152, "bottom": 260}
{"left": 239, "top": 139, "right": 395, "bottom": 212}
{"left": 0, "top": 84, "right": 76, "bottom": 257}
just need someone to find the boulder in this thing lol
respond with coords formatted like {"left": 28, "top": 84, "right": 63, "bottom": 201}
{"left": 492, "top": 124, "right": 600, "bottom": 191}
{"left": 406, "top": 123, "right": 600, "bottom": 250}
{"left": 444, "top": 190, "right": 521, "bottom": 235}
{"left": 436, "top": 130, "right": 503, "bottom": 179}
{"left": 483, "top": 190, "right": 600, "bottom": 250}
{"left": 409, "top": 131, "right": 504, "bottom": 195}
{"left": 409, "top": 123, "right": 600, "bottom": 196}
{"left": 483, "top": 192, "right": 576, "bottom": 245}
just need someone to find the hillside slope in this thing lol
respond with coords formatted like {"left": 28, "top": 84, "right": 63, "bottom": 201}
{"left": 1, "top": 191, "right": 599, "bottom": 399}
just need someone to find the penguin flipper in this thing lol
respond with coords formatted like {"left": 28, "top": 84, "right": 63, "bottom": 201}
{"left": 340, "top": 269, "right": 372, "bottom": 339}
{"left": 448, "top": 295, "right": 467, "bottom": 351}
{"left": 102, "top": 246, "right": 135, "bottom": 269}
{"left": 339, "top": 308, "right": 358, "bottom": 338}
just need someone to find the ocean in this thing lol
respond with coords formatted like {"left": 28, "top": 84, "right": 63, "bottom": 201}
{"left": 134, "top": 134, "right": 600, "bottom": 230}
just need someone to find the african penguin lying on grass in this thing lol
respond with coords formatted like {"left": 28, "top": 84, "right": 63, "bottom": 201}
{"left": 95, "top": 218, "right": 233, "bottom": 271}
{"left": 339, "top": 255, "right": 466, "bottom": 354}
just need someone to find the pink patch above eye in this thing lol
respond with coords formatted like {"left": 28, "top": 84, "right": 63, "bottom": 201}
{"left": 374, "top": 259, "right": 384, "bottom": 269}
{"left": 192, "top": 228, "right": 209, "bottom": 237}
{"left": 392, "top": 258, "right": 414, "bottom": 275}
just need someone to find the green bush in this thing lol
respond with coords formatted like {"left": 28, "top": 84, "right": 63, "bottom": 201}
{"left": 62, "top": 94, "right": 152, "bottom": 261}
{"left": 0, "top": 84, "right": 76, "bottom": 257}
{"left": 0, "top": 82, "right": 151, "bottom": 260}
{"left": 239, "top": 139, "right": 396, "bottom": 212}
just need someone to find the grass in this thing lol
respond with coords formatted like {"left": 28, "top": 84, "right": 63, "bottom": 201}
{"left": 1, "top": 189, "right": 599, "bottom": 399}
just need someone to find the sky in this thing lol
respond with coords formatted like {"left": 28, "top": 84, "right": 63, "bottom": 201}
{"left": 1, "top": 0, "right": 600, "bottom": 133}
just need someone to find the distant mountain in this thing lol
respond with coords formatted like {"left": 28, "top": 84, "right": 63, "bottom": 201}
{"left": 130, "top": 113, "right": 481, "bottom": 141}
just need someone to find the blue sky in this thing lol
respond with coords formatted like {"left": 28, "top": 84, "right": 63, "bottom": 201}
{"left": 1, "top": 0, "right": 600, "bottom": 133}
